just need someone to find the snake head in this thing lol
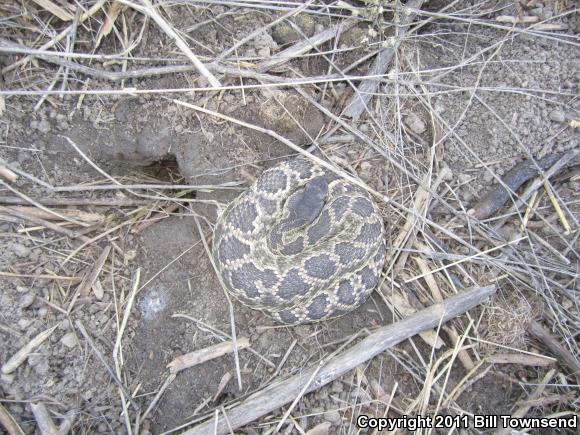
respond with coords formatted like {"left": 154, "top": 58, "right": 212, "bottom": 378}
{"left": 287, "top": 176, "right": 329, "bottom": 226}
{"left": 269, "top": 176, "right": 329, "bottom": 252}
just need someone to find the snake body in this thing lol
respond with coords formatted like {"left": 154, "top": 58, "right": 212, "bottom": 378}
{"left": 212, "top": 158, "right": 386, "bottom": 325}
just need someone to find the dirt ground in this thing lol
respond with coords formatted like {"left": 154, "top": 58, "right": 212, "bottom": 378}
{"left": 0, "top": 0, "right": 578, "bottom": 434}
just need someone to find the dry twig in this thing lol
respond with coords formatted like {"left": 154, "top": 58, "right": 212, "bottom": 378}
{"left": 168, "top": 338, "right": 251, "bottom": 374}
{"left": 183, "top": 285, "right": 496, "bottom": 434}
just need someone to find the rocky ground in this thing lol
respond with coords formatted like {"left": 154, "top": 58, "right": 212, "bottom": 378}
{"left": 0, "top": 1, "right": 578, "bottom": 434}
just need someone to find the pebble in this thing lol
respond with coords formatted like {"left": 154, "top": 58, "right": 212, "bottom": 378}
{"left": 17, "top": 318, "right": 31, "bottom": 330}
{"left": 439, "top": 161, "right": 454, "bottom": 181}
{"left": 359, "top": 161, "right": 372, "bottom": 179}
{"left": 244, "top": 48, "right": 257, "bottom": 58}
{"left": 324, "top": 411, "right": 342, "bottom": 424}
{"left": 272, "top": 16, "right": 315, "bottom": 45}
{"left": 19, "top": 293, "right": 35, "bottom": 309}
{"left": 457, "top": 173, "right": 471, "bottom": 184}
{"left": 314, "top": 388, "right": 328, "bottom": 401}
{"left": 37, "top": 119, "right": 51, "bottom": 134}
{"left": 9, "top": 404, "right": 23, "bottom": 414}
{"left": 549, "top": 110, "right": 566, "bottom": 123}
{"left": 483, "top": 170, "right": 494, "bottom": 183}
{"left": 405, "top": 113, "right": 426, "bottom": 134}
{"left": 254, "top": 32, "right": 277, "bottom": 50}
{"left": 307, "top": 422, "right": 331, "bottom": 434}
{"left": 330, "top": 381, "right": 343, "bottom": 393}
{"left": 350, "top": 388, "right": 372, "bottom": 403}
{"left": 11, "top": 242, "right": 31, "bottom": 258}
{"left": 28, "top": 354, "right": 49, "bottom": 375}
{"left": 60, "top": 332, "right": 78, "bottom": 348}
{"left": 28, "top": 248, "right": 42, "bottom": 262}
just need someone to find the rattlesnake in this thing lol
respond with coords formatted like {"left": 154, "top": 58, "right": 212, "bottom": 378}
{"left": 212, "top": 158, "right": 386, "bottom": 325}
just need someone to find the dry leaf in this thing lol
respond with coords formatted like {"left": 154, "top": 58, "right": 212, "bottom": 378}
{"left": 92, "top": 279, "right": 104, "bottom": 300}
{"left": 95, "top": 2, "right": 122, "bottom": 49}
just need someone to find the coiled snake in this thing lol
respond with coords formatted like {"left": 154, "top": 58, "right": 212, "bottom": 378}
{"left": 212, "top": 158, "right": 386, "bottom": 325}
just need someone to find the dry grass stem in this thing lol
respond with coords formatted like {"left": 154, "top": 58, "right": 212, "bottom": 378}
{"left": 1, "top": 325, "right": 58, "bottom": 374}
{"left": 0, "top": 402, "right": 25, "bottom": 435}
{"left": 168, "top": 338, "right": 251, "bottom": 374}
{"left": 494, "top": 369, "right": 556, "bottom": 435}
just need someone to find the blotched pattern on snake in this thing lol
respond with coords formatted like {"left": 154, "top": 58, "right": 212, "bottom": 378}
{"left": 212, "top": 158, "right": 386, "bottom": 325}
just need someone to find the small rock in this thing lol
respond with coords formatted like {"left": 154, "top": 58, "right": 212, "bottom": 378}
{"left": 254, "top": 32, "right": 277, "bottom": 50}
{"left": 19, "top": 293, "right": 35, "bottom": 309}
{"left": 549, "top": 110, "right": 566, "bottom": 123}
{"left": 315, "top": 388, "right": 329, "bottom": 401}
{"left": 434, "top": 101, "right": 446, "bottom": 114}
{"left": 9, "top": 404, "right": 23, "bottom": 415}
{"left": 306, "top": 422, "right": 331, "bottom": 435}
{"left": 92, "top": 280, "right": 104, "bottom": 300}
{"left": 483, "top": 170, "right": 494, "bottom": 183}
{"left": 11, "top": 243, "right": 31, "bottom": 258}
{"left": 16, "top": 286, "right": 29, "bottom": 293}
{"left": 350, "top": 388, "right": 372, "bottom": 403}
{"left": 28, "top": 248, "right": 42, "bottom": 262}
{"left": 17, "top": 319, "right": 31, "bottom": 330}
{"left": 462, "top": 190, "right": 474, "bottom": 202}
{"left": 257, "top": 47, "right": 270, "bottom": 58}
{"left": 497, "top": 224, "right": 519, "bottom": 242}
{"left": 324, "top": 411, "right": 341, "bottom": 424}
{"left": 60, "top": 332, "right": 78, "bottom": 348}
{"left": 359, "top": 161, "right": 372, "bottom": 179}
{"left": 457, "top": 173, "right": 471, "bottom": 184}
{"left": 37, "top": 119, "right": 51, "bottom": 134}
{"left": 272, "top": 15, "right": 315, "bottom": 45}
{"left": 28, "top": 354, "right": 49, "bottom": 375}
{"left": 405, "top": 113, "right": 426, "bottom": 134}
{"left": 439, "top": 161, "right": 453, "bottom": 181}
{"left": 244, "top": 48, "right": 257, "bottom": 58}
{"left": 330, "top": 381, "right": 343, "bottom": 393}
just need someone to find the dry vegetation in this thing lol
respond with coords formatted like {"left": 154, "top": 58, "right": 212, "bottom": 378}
{"left": 0, "top": 0, "right": 578, "bottom": 434}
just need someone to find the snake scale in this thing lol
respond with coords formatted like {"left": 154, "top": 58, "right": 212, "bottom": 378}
{"left": 212, "top": 158, "right": 386, "bottom": 325}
